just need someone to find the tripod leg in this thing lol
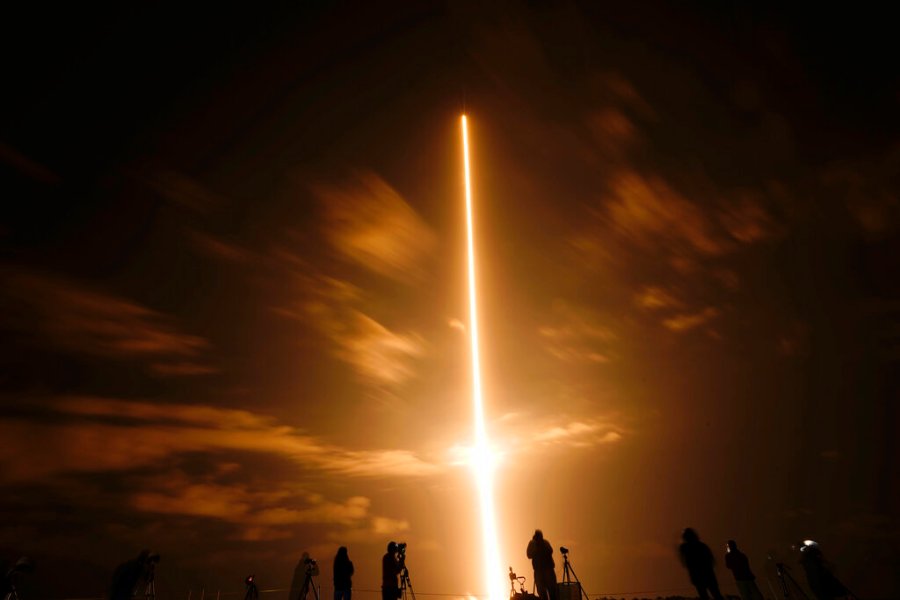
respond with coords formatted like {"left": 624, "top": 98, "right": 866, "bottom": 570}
{"left": 301, "top": 575, "right": 311, "bottom": 600}
{"left": 784, "top": 572, "right": 809, "bottom": 600}
{"left": 563, "top": 561, "right": 590, "bottom": 600}
{"left": 404, "top": 576, "right": 417, "bottom": 600}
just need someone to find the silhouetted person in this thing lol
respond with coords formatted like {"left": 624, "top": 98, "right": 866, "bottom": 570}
{"left": 333, "top": 546, "right": 354, "bottom": 600}
{"left": 678, "top": 528, "right": 723, "bottom": 600}
{"left": 798, "top": 542, "right": 853, "bottom": 600}
{"left": 526, "top": 530, "right": 557, "bottom": 600}
{"left": 725, "top": 540, "right": 763, "bottom": 600}
{"left": 3, "top": 557, "right": 34, "bottom": 599}
{"left": 382, "top": 542, "right": 402, "bottom": 600}
{"left": 109, "top": 550, "right": 156, "bottom": 600}
{"left": 291, "top": 552, "right": 319, "bottom": 600}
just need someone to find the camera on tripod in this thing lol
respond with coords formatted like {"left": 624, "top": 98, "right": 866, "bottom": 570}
{"left": 559, "top": 547, "right": 569, "bottom": 555}
{"left": 243, "top": 573, "right": 259, "bottom": 600}
{"left": 394, "top": 542, "right": 407, "bottom": 556}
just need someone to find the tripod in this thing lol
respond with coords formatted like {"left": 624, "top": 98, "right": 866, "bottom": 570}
{"left": 559, "top": 551, "right": 590, "bottom": 600}
{"left": 400, "top": 566, "right": 417, "bottom": 600}
{"left": 773, "top": 562, "right": 809, "bottom": 600}
{"left": 244, "top": 577, "right": 259, "bottom": 600}
{"left": 299, "top": 566, "right": 321, "bottom": 600}
{"left": 137, "top": 575, "right": 156, "bottom": 600}
{"left": 131, "top": 553, "right": 159, "bottom": 600}
{"left": 2, "top": 558, "right": 33, "bottom": 600}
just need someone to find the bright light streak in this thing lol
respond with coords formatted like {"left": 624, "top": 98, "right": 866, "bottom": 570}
{"left": 461, "top": 115, "right": 504, "bottom": 600}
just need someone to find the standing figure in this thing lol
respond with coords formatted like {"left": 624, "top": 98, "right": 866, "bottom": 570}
{"left": 678, "top": 528, "right": 724, "bottom": 600}
{"left": 333, "top": 547, "right": 354, "bottom": 600}
{"left": 725, "top": 540, "right": 763, "bottom": 600}
{"left": 109, "top": 550, "right": 158, "bottom": 600}
{"left": 381, "top": 542, "right": 402, "bottom": 600}
{"left": 798, "top": 541, "right": 853, "bottom": 600}
{"left": 526, "top": 530, "right": 557, "bottom": 600}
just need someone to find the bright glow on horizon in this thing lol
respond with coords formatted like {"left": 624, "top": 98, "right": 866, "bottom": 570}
{"left": 461, "top": 114, "right": 505, "bottom": 600}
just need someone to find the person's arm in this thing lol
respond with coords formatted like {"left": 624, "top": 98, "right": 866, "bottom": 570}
{"left": 527, "top": 541, "right": 535, "bottom": 559}
{"left": 349, "top": 561, "right": 354, "bottom": 576}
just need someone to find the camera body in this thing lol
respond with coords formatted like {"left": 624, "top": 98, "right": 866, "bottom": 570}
{"left": 559, "top": 547, "right": 569, "bottom": 555}
{"left": 245, "top": 575, "right": 256, "bottom": 586}
{"left": 395, "top": 542, "right": 407, "bottom": 556}
{"left": 303, "top": 556, "right": 320, "bottom": 576}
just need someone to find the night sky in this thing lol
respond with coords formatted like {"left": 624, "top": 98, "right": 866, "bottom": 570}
{"left": 1, "top": 3, "right": 898, "bottom": 599}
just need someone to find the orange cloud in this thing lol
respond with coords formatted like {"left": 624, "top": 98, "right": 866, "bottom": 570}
{"left": 634, "top": 286, "right": 682, "bottom": 310}
{"left": 662, "top": 306, "right": 720, "bottom": 332}
{"left": 607, "top": 171, "right": 726, "bottom": 256}
{"left": 314, "top": 172, "right": 437, "bottom": 282}
{"left": 289, "top": 275, "right": 426, "bottom": 386}
{"left": 538, "top": 301, "right": 616, "bottom": 363}
{"left": 141, "top": 168, "right": 223, "bottom": 214}
{"left": 149, "top": 361, "right": 218, "bottom": 376}
{"left": 449, "top": 413, "right": 626, "bottom": 465}
{"left": 0, "top": 270, "right": 210, "bottom": 368}
{"left": 128, "top": 471, "right": 395, "bottom": 541}
{"left": 0, "top": 397, "right": 442, "bottom": 483}
{"left": 718, "top": 192, "right": 776, "bottom": 244}
{"left": 187, "top": 230, "right": 255, "bottom": 264}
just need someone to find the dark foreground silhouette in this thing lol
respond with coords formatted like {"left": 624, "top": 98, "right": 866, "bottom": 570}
{"left": 527, "top": 530, "right": 558, "bottom": 600}
{"left": 725, "top": 540, "right": 763, "bottom": 600}
{"left": 679, "top": 528, "right": 724, "bottom": 600}
{"left": 108, "top": 550, "right": 158, "bottom": 600}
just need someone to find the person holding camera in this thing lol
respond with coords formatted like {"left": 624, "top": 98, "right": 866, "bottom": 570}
{"left": 333, "top": 547, "right": 354, "bottom": 600}
{"left": 526, "top": 530, "right": 557, "bottom": 600}
{"left": 381, "top": 542, "right": 403, "bottom": 600}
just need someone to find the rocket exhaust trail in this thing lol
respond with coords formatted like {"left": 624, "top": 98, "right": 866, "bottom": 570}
{"left": 461, "top": 115, "right": 504, "bottom": 600}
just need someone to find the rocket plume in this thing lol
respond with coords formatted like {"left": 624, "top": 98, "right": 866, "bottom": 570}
{"left": 461, "top": 115, "right": 504, "bottom": 600}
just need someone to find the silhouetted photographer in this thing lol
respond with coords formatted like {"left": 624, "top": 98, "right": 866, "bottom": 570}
{"left": 381, "top": 542, "right": 404, "bottom": 600}
{"left": 108, "top": 550, "right": 159, "bottom": 600}
{"left": 2, "top": 556, "right": 34, "bottom": 600}
{"left": 526, "top": 530, "right": 557, "bottom": 600}
{"left": 679, "top": 528, "right": 723, "bottom": 600}
{"left": 725, "top": 540, "right": 763, "bottom": 600}
{"left": 797, "top": 541, "right": 855, "bottom": 600}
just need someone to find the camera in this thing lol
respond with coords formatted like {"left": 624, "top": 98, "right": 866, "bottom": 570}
{"left": 245, "top": 575, "right": 255, "bottom": 586}
{"left": 304, "top": 557, "right": 317, "bottom": 565}
{"left": 559, "top": 547, "right": 569, "bottom": 555}
{"left": 395, "top": 542, "right": 407, "bottom": 555}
